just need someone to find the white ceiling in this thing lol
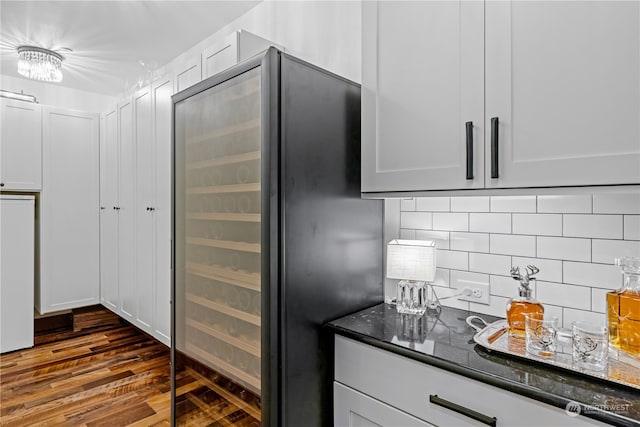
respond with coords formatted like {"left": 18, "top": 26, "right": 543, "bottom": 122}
{"left": 0, "top": 1, "right": 261, "bottom": 96}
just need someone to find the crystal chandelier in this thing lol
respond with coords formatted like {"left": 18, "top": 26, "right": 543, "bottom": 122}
{"left": 17, "top": 46, "right": 64, "bottom": 82}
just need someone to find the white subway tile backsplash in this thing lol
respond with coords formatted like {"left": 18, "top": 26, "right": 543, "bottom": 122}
{"left": 436, "top": 249, "right": 469, "bottom": 270}
{"left": 563, "top": 261, "right": 621, "bottom": 289}
{"left": 512, "top": 214, "right": 562, "bottom": 236}
{"left": 511, "top": 257, "right": 563, "bottom": 283}
{"left": 387, "top": 191, "right": 638, "bottom": 327}
{"left": 434, "top": 268, "right": 450, "bottom": 288}
{"left": 400, "top": 198, "right": 416, "bottom": 212}
{"left": 469, "top": 253, "right": 511, "bottom": 275}
{"left": 490, "top": 275, "right": 518, "bottom": 298}
{"left": 593, "top": 193, "right": 640, "bottom": 214}
{"left": 415, "top": 230, "right": 450, "bottom": 249}
{"left": 624, "top": 215, "right": 640, "bottom": 240}
{"left": 537, "top": 237, "right": 591, "bottom": 262}
{"left": 537, "top": 195, "right": 592, "bottom": 214}
{"left": 400, "top": 211, "right": 433, "bottom": 230}
{"left": 433, "top": 212, "right": 468, "bottom": 232}
{"left": 469, "top": 213, "right": 511, "bottom": 234}
{"left": 451, "top": 196, "right": 489, "bottom": 212}
{"left": 536, "top": 281, "right": 591, "bottom": 311}
{"left": 450, "top": 232, "right": 489, "bottom": 253}
{"left": 416, "top": 197, "right": 450, "bottom": 212}
{"left": 562, "top": 308, "right": 605, "bottom": 329}
{"left": 592, "top": 239, "right": 640, "bottom": 264}
{"left": 490, "top": 196, "right": 536, "bottom": 213}
{"left": 470, "top": 295, "right": 509, "bottom": 318}
{"left": 399, "top": 229, "right": 416, "bottom": 239}
{"left": 490, "top": 234, "right": 536, "bottom": 257}
{"left": 591, "top": 288, "right": 609, "bottom": 313}
{"left": 563, "top": 214, "right": 623, "bottom": 239}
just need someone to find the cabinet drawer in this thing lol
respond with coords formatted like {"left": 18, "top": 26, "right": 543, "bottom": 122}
{"left": 335, "top": 336, "right": 606, "bottom": 426}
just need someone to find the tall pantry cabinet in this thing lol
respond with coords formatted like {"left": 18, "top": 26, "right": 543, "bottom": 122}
{"left": 99, "top": 75, "right": 173, "bottom": 345}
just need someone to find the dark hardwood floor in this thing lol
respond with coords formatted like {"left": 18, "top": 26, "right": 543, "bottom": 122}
{"left": 1, "top": 316, "right": 261, "bottom": 426}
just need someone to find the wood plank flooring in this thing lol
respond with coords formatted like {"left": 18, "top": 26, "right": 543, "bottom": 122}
{"left": 0, "top": 322, "right": 262, "bottom": 426}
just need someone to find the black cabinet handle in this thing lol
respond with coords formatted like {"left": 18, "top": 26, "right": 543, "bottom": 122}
{"left": 0, "top": 182, "right": 4, "bottom": 187}
{"left": 465, "top": 121, "right": 474, "bottom": 180}
{"left": 491, "top": 117, "right": 499, "bottom": 179}
{"left": 429, "top": 394, "right": 496, "bottom": 426}
{"left": 100, "top": 206, "right": 106, "bottom": 210}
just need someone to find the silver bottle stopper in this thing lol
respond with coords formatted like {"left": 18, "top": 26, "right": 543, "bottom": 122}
{"left": 510, "top": 265, "right": 539, "bottom": 297}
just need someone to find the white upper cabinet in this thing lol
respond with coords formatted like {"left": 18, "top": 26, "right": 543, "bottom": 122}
{"left": 485, "top": 1, "right": 640, "bottom": 188}
{"left": 0, "top": 99, "right": 42, "bottom": 191}
{"left": 362, "top": 1, "right": 484, "bottom": 192}
{"left": 202, "top": 30, "right": 283, "bottom": 80}
{"left": 174, "top": 54, "right": 202, "bottom": 94}
{"left": 362, "top": 1, "right": 640, "bottom": 193}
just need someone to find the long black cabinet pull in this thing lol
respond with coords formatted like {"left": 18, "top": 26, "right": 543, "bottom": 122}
{"left": 465, "top": 121, "right": 474, "bottom": 180}
{"left": 429, "top": 394, "right": 497, "bottom": 426}
{"left": 491, "top": 117, "right": 499, "bottom": 179}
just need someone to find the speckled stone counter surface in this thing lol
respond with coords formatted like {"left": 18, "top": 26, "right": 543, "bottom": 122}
{"left": 327, "top": 303, "right": 640, "bottom": 427}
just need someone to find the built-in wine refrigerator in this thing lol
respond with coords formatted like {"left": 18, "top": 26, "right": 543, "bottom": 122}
{"left": 172, "top": 48, "right": 383, "bottom": 427}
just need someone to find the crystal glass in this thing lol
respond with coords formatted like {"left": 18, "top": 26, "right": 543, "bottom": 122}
{"left": 525, "top": 315, "right": 558, "bottom": 357}
{"left": 572, "top": 321, "right": 609, "bottom": 371}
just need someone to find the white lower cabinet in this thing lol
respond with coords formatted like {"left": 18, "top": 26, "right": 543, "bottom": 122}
{"left": 38, "top": 107, "right": 100, "bottom": 313}
{"left": 334, "top": 336, "right": 607, "bottom": 427}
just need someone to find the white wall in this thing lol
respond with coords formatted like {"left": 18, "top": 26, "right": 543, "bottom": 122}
{"left": 168, "top": 0, "right": 361, "bottom": 84}
{"left": 0, "top": 74, "right": 117, "bottom": 113}
{"left": 385, "top": 191, "right": 640, "bottom": 328}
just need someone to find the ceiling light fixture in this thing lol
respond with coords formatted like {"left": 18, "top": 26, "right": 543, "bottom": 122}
{"left": 16, "top": 46, "right": 64, "bottom": 82}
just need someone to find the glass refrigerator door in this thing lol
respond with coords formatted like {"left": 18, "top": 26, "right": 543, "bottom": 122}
{"left": 174, "top": 66, "right": 262, "bottom": 426}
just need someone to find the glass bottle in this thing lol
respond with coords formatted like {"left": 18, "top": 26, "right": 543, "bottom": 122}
{"left": 506, "top": 266, "right": 544, "bottom": 337}
{"left": 607, "top": 257, "right": 640, "bottom": 356}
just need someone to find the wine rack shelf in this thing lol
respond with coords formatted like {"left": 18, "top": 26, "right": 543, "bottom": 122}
{"left": 186, "top": 118, "right": 260, "bottom": 146}
{"left": 186, "top": 367, "right": 261, "bottom": 421}
{"left": 187, "top": 182, "right": 260, "bottom": 195}
{"left": 187, "top": 212, "right": 261, "bottom": 223}
{"left": 185, "top": 390, "right": 241, "bottom": 425}
{"left": 187, "top": 318, "right": 260, "bottom": 357}
{"left": 187, "top": 343, "right": 261, "bottom": 392}
{"left": 186, "top": 150, "right": 261, "bottom": 171}
{"left": 187, "top": 292, "right": 261, "bottom": 327}
{"left": 187, "top": 262, "right": 260, "bottom": 290}
{"left": 187, "top": 237, "right": 260, "bottom": 254}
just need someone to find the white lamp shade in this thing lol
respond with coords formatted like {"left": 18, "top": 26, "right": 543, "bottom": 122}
{"left": 386, "top": 239, "right": 436, "bottom": 282}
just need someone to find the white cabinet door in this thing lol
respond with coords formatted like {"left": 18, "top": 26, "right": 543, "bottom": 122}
{"left": 134, "top": 87, "right": 154, "bottom": 333}
{"left": 174, "top": 54, "right": 202, "bottom": 94}
{"left": 118, "top": 100, "right": 135, "bottom": 320}
{"left": 0, "top": 99, "right": 42, "bottom": 191}
{"left": 39, "top": 108, "right": 99, "bottom": 313}
{"left": 100, "top": 109, "right": 120, "bottom": 312}
{"left": 486, "top": 1, "right": 640, "bottom": 188}
{"left": 334, "top": 382, "right": 433, "bottom": 427}
{"left": 152, "top": 75, "right": 173, "bottom": 346}
{"left": 0, "top": 196, "right": 35, "bottom": 353}
{"left": 202, "top": 32, "right": 239, "bottom": 79}
{"left": 361, "top": 0, "right": 484, "bottom": 192}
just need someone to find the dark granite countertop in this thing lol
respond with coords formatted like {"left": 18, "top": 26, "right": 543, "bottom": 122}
{"left": 327, "top": 303, "right": 640, "bottom": 427}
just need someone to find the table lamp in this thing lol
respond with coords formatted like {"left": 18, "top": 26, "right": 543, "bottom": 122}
{"left": 387, "top": 239, "right": 436, "bottom": 315}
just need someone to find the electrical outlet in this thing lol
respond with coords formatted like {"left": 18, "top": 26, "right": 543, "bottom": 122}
{"left": 457, "top": 280, "right": 490, "bottom": 305}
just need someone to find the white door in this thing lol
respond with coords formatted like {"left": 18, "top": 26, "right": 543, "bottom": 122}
{"left": 118, "top": 100, "right": 136, "bottom": 320}
{"left": 40, "top": 108, "right": 100, "bottom": 313}
{"left": 361, "top": 0, "right": 484, "bottom": 192}
{"left": 134, "top": 87, "right": 154, "bottom": 332}
{"left": 153, "top": 75, "right": 174, "bottom": 346}
{"left": 101, "top": 109, "right": 120, "bottom": 312}
{"left": 202, "top": 32, "right": 239, "bottom": 79}
{"left": 485, "top": 1, "right": 640, "bottom": 188}
{"left": 174, "top": 55, "right": 202, "bottom": 93}
{"left": 0, "top": 99, "right": 42, "bottom": 191}
{"left": 0, "top": 196, "right": 35, "bottom": 353}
